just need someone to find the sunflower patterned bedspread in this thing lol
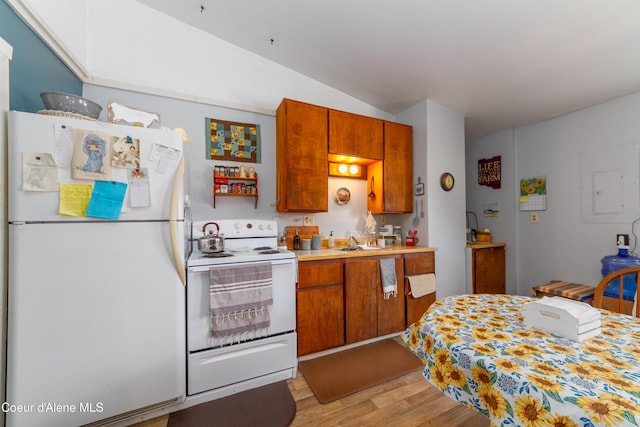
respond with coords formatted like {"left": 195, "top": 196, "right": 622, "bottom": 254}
{"left": 402, "top": 294, "right": 640, "bottom": 427}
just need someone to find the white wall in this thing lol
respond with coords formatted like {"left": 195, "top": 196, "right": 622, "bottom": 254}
{"left": 15, "top": 0, "right": 87, "bottom": 64}
{"left": 465, "top": 129, "right": 517, "bottom": 293}
{"left": 399, "top": 100, "right": 467, "bottom": 297}
{"left": 397, "top": 101, "right": 428, "bottom": 243}
{"left": 468, "top": 91, "right": 640, "bottom": 295}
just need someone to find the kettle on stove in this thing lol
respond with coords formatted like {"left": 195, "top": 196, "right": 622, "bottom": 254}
{"left": 198, "top": 222, "right": 225, "bottom": 253}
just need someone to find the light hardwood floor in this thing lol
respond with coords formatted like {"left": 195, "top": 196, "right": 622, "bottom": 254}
{"left": 288, "top": 368, "right": 489, "bottom": 427}
{"left": 134, "top": 370, "right": 488, "bottom": 427}
{"left": 133, "top": 337, "right": 488, "bottom": 427}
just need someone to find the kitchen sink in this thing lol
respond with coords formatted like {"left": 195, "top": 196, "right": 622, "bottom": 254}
{"left": 334, "top": 245, "right": 382, "bottom": 251}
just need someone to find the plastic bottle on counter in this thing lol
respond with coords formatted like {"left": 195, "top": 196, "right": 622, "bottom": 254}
{"left": 293, "top": 229, "right": 301, "bottom": 250}
{"left": 328, "top": 231, "right": 335, "bottom": 248}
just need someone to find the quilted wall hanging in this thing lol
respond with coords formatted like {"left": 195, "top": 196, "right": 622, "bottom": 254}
{"left": 205, "top": 118, "right": 262, "bottom": 163}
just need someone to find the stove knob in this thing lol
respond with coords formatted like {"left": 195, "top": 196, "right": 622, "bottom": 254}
{"left": 234, "top": 223, "right": 242, "bottom": 229}
{"left": 266, "top": 223, "right": 273, "bottom": 231}
{"left": 258, "top": 223, "right": 265, "bottom": 230}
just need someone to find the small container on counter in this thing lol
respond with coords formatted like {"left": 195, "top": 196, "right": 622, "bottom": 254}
{"left": 393, "top": 226, "right": 402, "bottom": 245}
{"left": 311, "top": 235, "right": 321, "bottom": 250}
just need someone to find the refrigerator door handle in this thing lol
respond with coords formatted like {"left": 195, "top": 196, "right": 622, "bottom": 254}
{"left": 170, "top": 156, "right": 187, "bottom": 286}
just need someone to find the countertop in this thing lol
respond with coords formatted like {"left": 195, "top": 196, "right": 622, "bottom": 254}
{"left": 465, "top": 241, "right": 506, "bottom": 249}
{"left": 295, "top": 245, "right": 436, "bottom": 262}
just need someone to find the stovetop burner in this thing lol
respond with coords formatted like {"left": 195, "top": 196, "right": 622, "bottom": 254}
{"left": 258, "top": 249, "right": 281, "bottom": 255}
{"left": 253, "top": 246, "right": 273, "bottom": 251}
{"left": 202, "top": 252, "right": 234, "bottom": 258}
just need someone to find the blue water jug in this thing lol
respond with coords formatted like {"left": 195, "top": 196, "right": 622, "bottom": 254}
{"left": 600, "top": 248, "right": 640, "bottom": 301}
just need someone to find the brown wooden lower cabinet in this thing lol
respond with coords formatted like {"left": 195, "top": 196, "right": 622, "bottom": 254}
{"left": 344, "top": 256, "right": 404, "bottom": 344}
{"left": 297, "top": 251, "right": 435, "bottom": 355}
{"left": 296, "top": 259, "right": 345, "bottom": 356}
{"left": 376, "top": 257, "right": 405, "bottom": 336}
{"left": 404, "top": 252, "right": 436, "bottom": 326}
{"left": 471, "top": 246, "right": 505, "bottom": 294}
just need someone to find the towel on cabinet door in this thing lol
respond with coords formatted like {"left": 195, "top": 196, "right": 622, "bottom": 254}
{"left": 407, "top": 273, "right": 436, "bottom": 298}
{"left": 209, "top": 263, "right": 273, "bottom": 340}
{"left": 379, "top": 258, "right": 397, "bottom": 299}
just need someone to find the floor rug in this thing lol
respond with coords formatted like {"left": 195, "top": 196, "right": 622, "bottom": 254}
{"left": 167, "top": 381, "right": 296, "bottom": 427}
{"left": 298, "top": 338, "right": 423, "bottom": 404}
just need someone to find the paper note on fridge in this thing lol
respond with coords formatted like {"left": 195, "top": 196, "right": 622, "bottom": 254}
{"left": 127, "top": 168, "right": 151, "bottom": 208}
{"left": 22, "top": 152, "right": 59, "bottom": 192}
{"left": 149, "top": 143, "right": 180, "bottom": 174}
{"left": 85, "top": 180, "right": 128, "bottom": 220}
{"left": 54, "top": 124, "right": 74, "bottom": 168}
{"left": 59, "top": 183, "right": 93, "bottom": 216}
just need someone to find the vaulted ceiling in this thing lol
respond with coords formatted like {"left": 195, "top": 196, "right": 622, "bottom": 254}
{"left": 139, "top": 0, "right": 640, "bottom": 139}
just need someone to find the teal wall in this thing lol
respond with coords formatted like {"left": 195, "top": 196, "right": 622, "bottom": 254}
{"left": 0, "top": 1, "right": 81, "bottom": 112}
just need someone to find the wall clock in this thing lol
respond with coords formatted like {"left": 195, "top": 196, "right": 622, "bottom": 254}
{"left": 440, "top": 172, "right": 455, "bottom": 191}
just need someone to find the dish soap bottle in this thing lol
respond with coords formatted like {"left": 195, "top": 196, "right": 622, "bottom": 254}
{"left": 293, "top": 229, "right": 301, "bottom": 250}
{"left": 328, "top": 231, "right": 335, "bottom": 249}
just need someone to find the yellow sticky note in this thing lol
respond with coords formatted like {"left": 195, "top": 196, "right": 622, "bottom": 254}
{"left": 59, "top": 183, "right": 93, "bottom": 216}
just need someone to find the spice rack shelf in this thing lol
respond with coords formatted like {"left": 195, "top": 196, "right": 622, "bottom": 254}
{"left": 213, "top": 172, "right": 259, "bottom": 209}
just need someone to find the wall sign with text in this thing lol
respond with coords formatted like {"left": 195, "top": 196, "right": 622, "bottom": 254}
{"left": 478, "top": 155, "right": 501, "bottom": 189}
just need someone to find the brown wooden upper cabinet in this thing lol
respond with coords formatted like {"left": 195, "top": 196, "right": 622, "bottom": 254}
{"left": 367, "top": 121, "right": 413, "bottom": 213}
{"left": 328, "top": 109, "right": 383, "bottom": 160}
{"left": 276, "top": 99, "right": 329, "bottom": 212}
{"left": 276, "top": 98, "right": 413, "bottom": 213}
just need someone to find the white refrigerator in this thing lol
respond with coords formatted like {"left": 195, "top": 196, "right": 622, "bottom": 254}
{"left": 6, "top": 111, "right": 187, "bottom": 427}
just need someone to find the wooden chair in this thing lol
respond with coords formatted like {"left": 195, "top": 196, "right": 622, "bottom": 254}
{"left": 593, "top": 266, "right": 640, "bottom": 316}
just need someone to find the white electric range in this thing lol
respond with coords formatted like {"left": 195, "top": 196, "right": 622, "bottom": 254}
{"left": 185, "top": 219, "right": 297, "bottom": 400}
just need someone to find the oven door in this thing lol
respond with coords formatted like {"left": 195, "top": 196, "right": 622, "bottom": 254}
{"left": 186, "top": 258, "right": 297, "bottom": 353}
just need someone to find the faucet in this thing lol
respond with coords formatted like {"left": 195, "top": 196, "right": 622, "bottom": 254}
{"left": 349, "top": 235, "right": 360, "bottom": 249}
{"left": 466, "top": 211, "right": 478, "bottom": 231}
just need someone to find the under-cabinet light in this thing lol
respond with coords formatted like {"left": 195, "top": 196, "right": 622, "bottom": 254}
{"left": 328, "top": 162, "right": 366, "bottom": 179}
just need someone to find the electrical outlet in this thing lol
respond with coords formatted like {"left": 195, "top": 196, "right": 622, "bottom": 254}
{"left": 530, "top": 213, "right": 539, "bottom": 223}
{"left": 303, "top": 215, "right": 314, "bottom": 226}
{"left": 381, "top": 215, "right": 386, "bottom": 224}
